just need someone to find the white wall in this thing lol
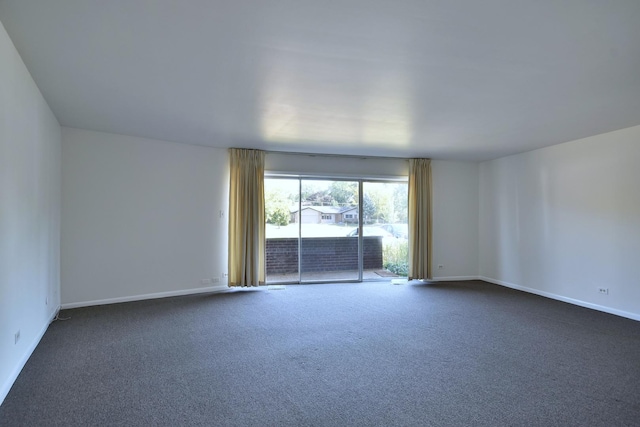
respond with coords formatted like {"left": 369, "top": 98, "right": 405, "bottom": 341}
{"left": 479, "top": 125, "right": 640, "bottom": 320}
{"left": 432, "top": 161, "right": 479, "bottom": 279}
{"left": 267, "top": 152, "right": 480, "bottom": 279}
{"left": 61, "top": 128, "right": 229, "bottom": 307}
{"left": 0, "top": 21, "right": 61, "bottom": 404}
{"left": 265, "top": 152, "right": 409, "bottom": 178}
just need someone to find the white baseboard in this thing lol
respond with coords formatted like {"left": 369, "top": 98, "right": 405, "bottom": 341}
{"left": 60, "top": 285, "right": 229, "bottom": 309}
{"left": 430, "top": 275, "right": 481, "bottom": 282}
{"left": 479, "top": 276, "right": 640, "bottom": 322}
{"left": 0, "top": 308, "right": 59, "bottom": 406}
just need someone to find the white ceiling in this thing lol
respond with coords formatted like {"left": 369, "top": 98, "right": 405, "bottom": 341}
{"left": 1, "top": 0, "right": 639, "bottom": 161}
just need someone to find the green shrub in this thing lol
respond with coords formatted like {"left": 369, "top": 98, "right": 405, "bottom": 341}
{"left": 383, "top": 239, "right": 408, "bottom": 276}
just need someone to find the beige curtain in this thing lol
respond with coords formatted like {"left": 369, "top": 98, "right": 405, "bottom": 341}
{"left": 228, "top": 148, "right": 265, "bottom": 287}
{"left": 408, "top": 158, "right": 432, "bottom": 280}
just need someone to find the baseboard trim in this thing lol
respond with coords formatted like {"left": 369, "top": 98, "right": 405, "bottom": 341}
{"left": 430, "top": 275, "right": 481, "bottom": 282}
{"left": 61, "top": 285, "right": 229, "bottom": 310}
{"left": 0, "top": 308, "right": 59, "bottom": 406}
{"left": 479, "top": 276, "right": 640, "bottom": 321}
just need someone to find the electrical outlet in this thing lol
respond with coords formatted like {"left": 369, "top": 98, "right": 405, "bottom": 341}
{"left": 598, "top": 288, "right": 609, "bottom": 295}
{"left": 201, "top": 279, "right": 212, "bottom": 285}
{"left": 438, "top": 265, "right": 444, "bottom": 269}
{"left": 14, "top": 330, "right": 20, "bottom": 345}
{"left": 222, "top": 273, "right": 228, "bottom": 278}
{"left": 212, "top": 277, "right": 220, "bottom": 283}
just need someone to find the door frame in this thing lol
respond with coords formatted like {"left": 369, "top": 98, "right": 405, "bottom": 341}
{"left": 265, "top": 174, "right": 407, "bottom": 284}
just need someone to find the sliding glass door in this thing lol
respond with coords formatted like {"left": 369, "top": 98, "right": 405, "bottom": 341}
{"left": 300, "top": 179, "right": 359, "bottom": 282}
{"left": 265, "top": 177, "right": 407, "bottom": 283}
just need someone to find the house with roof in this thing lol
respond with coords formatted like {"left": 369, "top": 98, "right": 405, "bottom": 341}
{"left": 290, "top": 206, "right": 358, "bottom": 224}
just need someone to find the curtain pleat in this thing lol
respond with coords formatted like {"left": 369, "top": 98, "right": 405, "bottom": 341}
{"left": 228, "top": 148, "right": 265, "bottom": 287}
{"left": 408, "top": 158, "right": 432, "bottom": 280}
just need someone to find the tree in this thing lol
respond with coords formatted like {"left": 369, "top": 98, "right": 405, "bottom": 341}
{"left": 362, "top": 185, "right": 392, "bottom": 224}
{"left": 265, "top": 189, "right": 290, "bottom": 226}
{"left": 363, "top": 193, "right": 376, "bottom": 224}
{"left": 329, "top": 181, "right": 357, "bottom": 206}
{"left": 268, "top": 206, "right": 289, "bottom": 226}
{"left": 300, "top": 182, "right": 326, "bottom": 205}
{"left": 393, "top": 184, "right": 408, "bottom": 223}
{"left": 304, "top": 190, "right": 332, "bottom": 206}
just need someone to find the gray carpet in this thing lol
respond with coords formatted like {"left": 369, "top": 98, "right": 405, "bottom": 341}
{"left": 1, "top": 280, "right": 639, "bottom": 426}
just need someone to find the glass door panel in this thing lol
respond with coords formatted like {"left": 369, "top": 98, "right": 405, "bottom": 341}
{"left": 265, "top": 178, "right": 300, "bottom": 283}
{"left": 362, "top": 182, "right": 409, "bottom": 280}
{"left": 300, "top": 179, "right": 359, "bottom": 282}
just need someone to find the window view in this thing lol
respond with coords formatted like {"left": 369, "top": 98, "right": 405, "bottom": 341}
{"left": 300, "top": 180, "right": 359, "bottom": 282}
{"left": 265, "top": 177, "right": 407, "bottom": 283}
{"left": 264, "top": 178, "right": 299, "bottom": 283}
{"left": 362, "top": 181, "right": 408, "bottom": 278}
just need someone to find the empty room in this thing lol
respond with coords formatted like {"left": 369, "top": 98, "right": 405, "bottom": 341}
{"left": 1, "top": 1, "right": 639, "bottom": 426}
